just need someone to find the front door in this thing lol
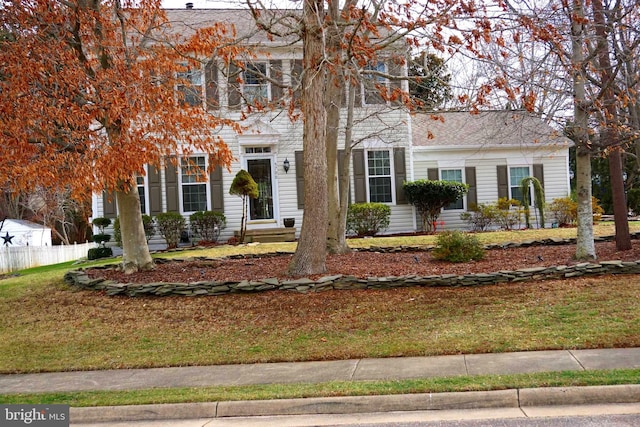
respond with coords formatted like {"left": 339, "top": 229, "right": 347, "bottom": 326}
{"left": 247, "top": 158, "right": 274, "bottom": 220}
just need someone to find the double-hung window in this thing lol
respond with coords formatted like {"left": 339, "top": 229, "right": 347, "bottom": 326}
{"left": 441, "top": 169, "right": 464, "bottom": 210}
{"left": 367, "top": 150, "right": 393, "bottom": 203}
{"left": 510, "top": 166, "right": 531, "bottom": 204}
{"left": 181, "top": 156, "right": 207, "bottom": 213}
{"left": 244, "top": 63, "right": 269, "bottom": 105}
{"left": 363, "top": 61, "right": 387, "bottom": 105}
{"left": 177, "top": 66, "right": 203, "bottom": 107}
{"left": 136, "top": 175, "right": 146, "bottom": 214}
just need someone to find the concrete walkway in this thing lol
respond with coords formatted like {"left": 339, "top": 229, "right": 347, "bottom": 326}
{"left": 1, "top": 348, "right": 639, "bottom": 424}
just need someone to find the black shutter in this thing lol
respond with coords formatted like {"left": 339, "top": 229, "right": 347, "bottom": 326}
{"left": 149, "top": 166, "right": 162, "bottom": 215}
{"left": 210, "top": 165, "right": 224, "bottom": 212}
{"left": 388, "top": 57, "right": 403, "bottom": 105}
{"left": 227, "top": 63, "right": 242, "bottom": 110}
{"left": 465, "top": 167, "right": 477, "bottom": 207}
{"left": 103, "top": 191, "right": 117, "bottom": 218}
{"left": 353, "top": 149, "right": 366, "bottom": 203}
{"left": 205, "top": 60, "right": 219, "bottom": 110}
{"left": 533, "top": 164, "right": 544, "bottom": 189}
{"left": 394, "top": 147, "right": 407, "bottom": 204}
{"left": 497, "top": 165, "right": 509, "bottom": 199}
{"left": 291, "top": 60, "right": 303, "bottom": 108}
{"left": 427, "top": 168, "right": 439, "bottom": 180}
{"left": 295, "top": 150, "right": 304, "bottom": 209}
{"left": 165, "top": 161, "right": 179, "bottom": 213}
{"left": 270, "top": 60, "right": 283, "bottom": 104}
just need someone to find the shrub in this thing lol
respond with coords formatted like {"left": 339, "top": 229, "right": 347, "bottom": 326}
{"left": 404, "top": 179, "right": 468, "bottom": 233}
{"left": 155, "top": 212, "right": 186, "bottom": 249}
{"left": 548, "top": 196, "right": 604, "bottom": 225}
{"left": 432, "top": 230, "right": 485, "bottom": 263}
{"left": 189, "top": 211, "right": 226, "bottom": 243}
{"left": 229, "top": 169, "right": 258, "bottom": 243}
{"left": 460, "top": 203, "right": 497, "bottom": 232}
{"left": 113, "top": 215, "right": 155, "bottom": 247}
{"left": 494, "top": 197, "right": 523, "bottom": 230}
{"left": 91, "top": 217, "right": 111, "bottom": 245}
{"left": 346, "top": 202, "right": 391, "bottom": 237}
{"left": 628, "top": 188, "right": 640, "bottom": 215}
{"left": 92, "top": 233, "right": 111, "bottom": 244}
{"left": 548, "top": 197, "right": 576, "bottom": 226}
{"left": 87, "top": 246, "right": 113, "bottom": 260}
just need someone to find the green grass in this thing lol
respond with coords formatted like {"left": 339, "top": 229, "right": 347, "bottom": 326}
{"left": 1, "top": 223, "right": 639, "bottom": 406}
{"left": 1, "top": 369, "right": 638, "bottom": 407}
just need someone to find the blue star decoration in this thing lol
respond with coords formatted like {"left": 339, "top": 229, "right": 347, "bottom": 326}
{"left": 2, "top": 232, "right": 14, "bottom": 246}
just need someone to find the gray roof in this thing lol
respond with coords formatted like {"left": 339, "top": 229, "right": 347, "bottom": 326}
{"left": 163, "top": 9, "right": 301, "bottom": 45}
{"left": 412, "top": 111, "right": 572, "bottom": 149}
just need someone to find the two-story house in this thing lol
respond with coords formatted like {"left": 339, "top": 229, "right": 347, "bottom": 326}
{"left": 91, "top": 7, "right": 572, "bottom": 245}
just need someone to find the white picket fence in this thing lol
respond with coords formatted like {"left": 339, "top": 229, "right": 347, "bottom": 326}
{"left": 0, "top": 242, "right": 97, "bottom": 274}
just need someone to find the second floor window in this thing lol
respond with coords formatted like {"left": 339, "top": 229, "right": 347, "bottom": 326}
{"left": 244, "top": 63, "right": 269, "bottom": 105}
{"left": 363, "top": 62, "right": 387, "bottom": 105}
{"left": 177, "top": 67, "right": 202, "bottom": 107}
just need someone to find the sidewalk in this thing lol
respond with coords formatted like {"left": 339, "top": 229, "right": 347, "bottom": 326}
{"left": 1, "top": 348, "right": 639, "bottom": 423}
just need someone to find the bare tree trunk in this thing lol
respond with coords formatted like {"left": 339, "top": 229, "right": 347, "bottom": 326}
{"left": 591, "top": 0, "right": 631, "bottom": 250}
{"left": 288, "top": 0, "right": 328, "bottom": 276}
{"left": 572, "top": 0, "right": 596, "bottom": 260}
{"left": 116, "top": 185, "right": 154, "bottom": 274}
{"left": 325, "top": 1, "right": 350, "bottom": 255}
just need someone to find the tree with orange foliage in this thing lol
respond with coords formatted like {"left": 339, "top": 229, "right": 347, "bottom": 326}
{"left": 0, "top": 0, "right": 239, "bottom": 273}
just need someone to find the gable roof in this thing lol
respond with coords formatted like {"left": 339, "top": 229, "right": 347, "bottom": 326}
{"left": 164, "top": 9, "right": 297, "bottom": 45}
{"left": 412, "top": 111, "right": 572, "bottom": 149}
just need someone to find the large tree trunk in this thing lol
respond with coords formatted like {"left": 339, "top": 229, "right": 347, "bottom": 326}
{"left": 325, "top": 2, "right": 350, "bottom": 255}
{"left": 116, "top": 185, "right": 154, "bottom": 274}
{"left": 591, "top": 0, "right": 631, "bottom": 250}
{"left": 288, "top": 0, "right": 328, "bottom": 276}
{"left": 571, "top": 0, "right": 596, "bottom": 260}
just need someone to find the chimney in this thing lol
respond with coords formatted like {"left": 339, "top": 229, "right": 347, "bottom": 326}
{"left": 186, "top": 2, "right": 194, "bottom": 9}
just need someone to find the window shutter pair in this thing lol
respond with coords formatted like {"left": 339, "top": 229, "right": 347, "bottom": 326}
{"left": 226, "top": 61, "right": 284, "bottom": 110}
{"left": 148, "top": 162, "right": 224, "bottom": 214}
{"left": 496, "top": 164, "right": 544, "bottom": 200}
{"left": 427, "top": 167, "right": 477, "bottom": 207}
{"left": 312, "top": 148, "right": 407, "bottom": 206}
{"left": 295, "top": 149, "right": 363, "bottom": 208}
{"left": 354, "top": 148, "right": 407, "bottom": 204}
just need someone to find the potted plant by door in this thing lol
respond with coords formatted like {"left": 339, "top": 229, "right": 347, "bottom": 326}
{"left": 283, "top": 218, "right": 295, "bottom": 228}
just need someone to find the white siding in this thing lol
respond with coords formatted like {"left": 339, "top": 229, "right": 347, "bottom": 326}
{"left": 411, "top": 145, "right": 571, "bottom": 231}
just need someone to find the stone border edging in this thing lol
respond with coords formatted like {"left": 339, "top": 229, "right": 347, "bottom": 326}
{"left": 64, "top": 234, "right": 640, "bottom": 297}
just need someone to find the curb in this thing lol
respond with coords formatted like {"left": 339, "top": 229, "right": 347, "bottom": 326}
{"left": 70, "top": 384, "right": 640, "bottom": 423}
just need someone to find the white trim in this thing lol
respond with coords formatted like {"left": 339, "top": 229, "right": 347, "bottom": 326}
{"left": 178, "top": 155, "right": 210, "bottom": 215}
{"left": 440, "top": 168, "right": 466, "bottom": 211}
{"left": 240, "top": 146, "right": 280, "bottom": 227}
{"left": 364, "top": 148, "right": 395, "bottom": 205}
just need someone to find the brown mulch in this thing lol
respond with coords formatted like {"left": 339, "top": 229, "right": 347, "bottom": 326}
{"left": 86, "top": 240, "right": 640, "bottom": 285}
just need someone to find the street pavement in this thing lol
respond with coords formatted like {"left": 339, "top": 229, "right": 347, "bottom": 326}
{"left": 0, "top": 348, "right": 638, "bottom": 424}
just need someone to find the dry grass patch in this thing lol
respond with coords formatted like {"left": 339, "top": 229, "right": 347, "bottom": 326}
{"left": 1, "top": 274, "right": 639, "bottom": 373}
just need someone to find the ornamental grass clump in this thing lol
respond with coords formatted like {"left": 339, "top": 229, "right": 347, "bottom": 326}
{"left": 432, "top": 230, "right": 485, "bottom": 263}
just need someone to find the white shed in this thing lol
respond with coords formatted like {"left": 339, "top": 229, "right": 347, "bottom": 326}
{"left": 0, "top": 219, "right": 52, "bottom": 247}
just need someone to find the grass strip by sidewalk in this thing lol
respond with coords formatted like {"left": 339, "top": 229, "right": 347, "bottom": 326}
{"left": 1, "top": 369, "right": 638, "bottom": 407}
